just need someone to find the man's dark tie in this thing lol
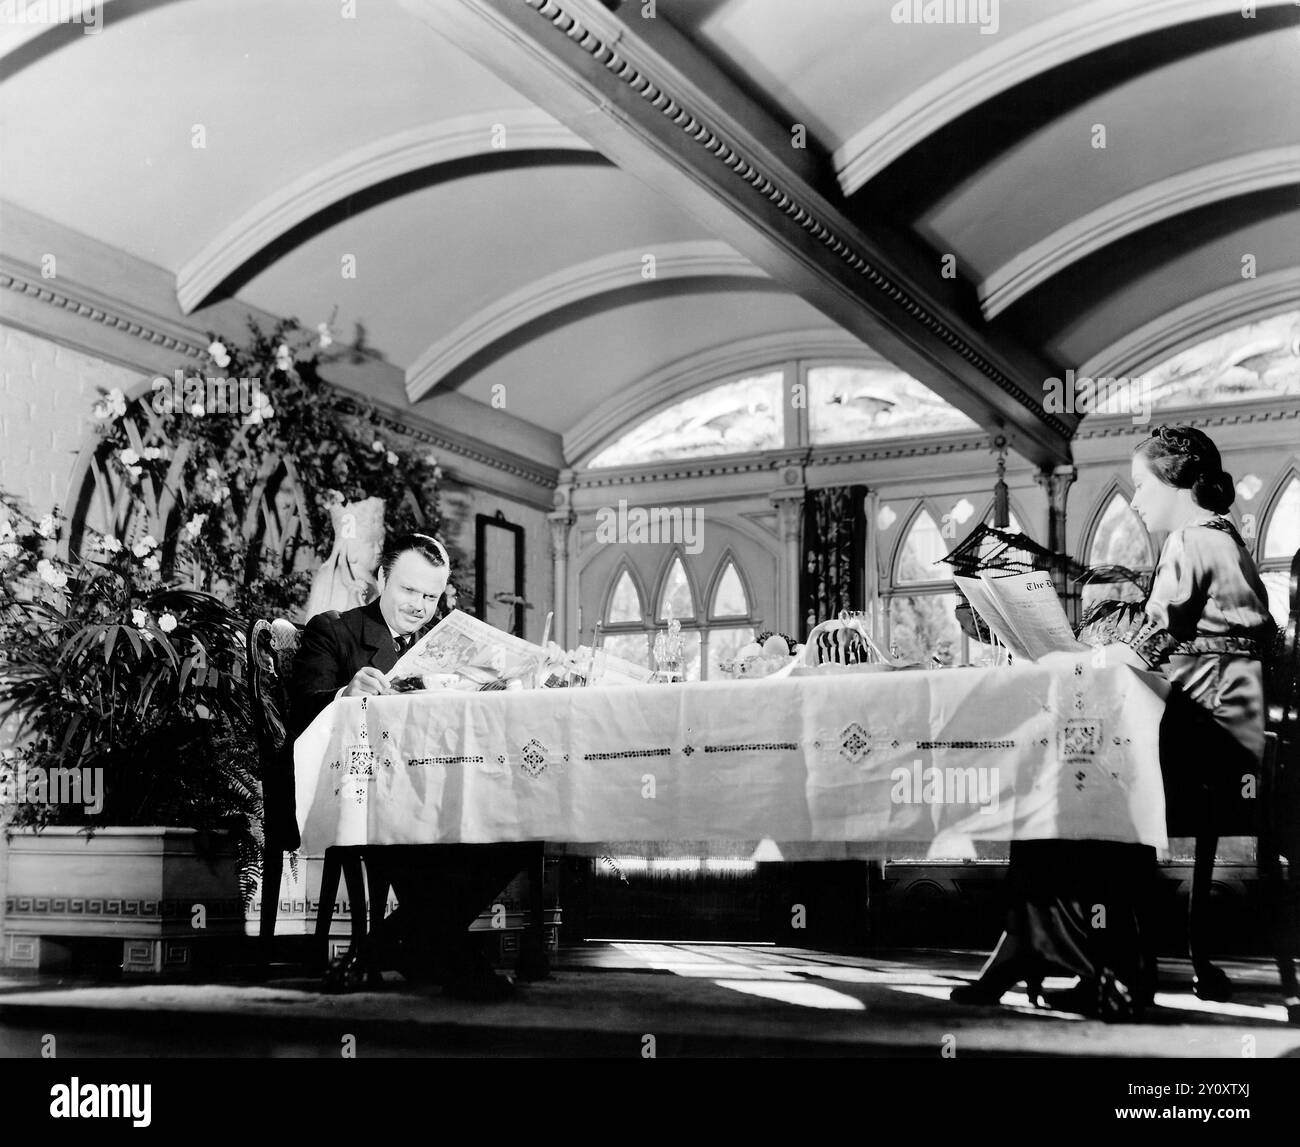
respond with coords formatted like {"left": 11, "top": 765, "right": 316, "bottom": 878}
{"left": 394, "top": 633, "right": 413, "bottom": 654}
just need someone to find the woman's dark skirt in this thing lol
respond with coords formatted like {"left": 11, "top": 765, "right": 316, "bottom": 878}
{"left": 980, "top": 840, "right": 1159, "bottom": 1005}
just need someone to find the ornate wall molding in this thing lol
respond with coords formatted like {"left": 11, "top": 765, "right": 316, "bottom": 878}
{"left": 1074, "top": 399, "right": 1300, "bottom": 441}
{"left": 573, "top": 432, "right": 1001, "bottom": 490}
{"left": 404, "top": 240, "right": 769, "bottom": 401}
{"left": 176, "top": 110, "right": 596, "bottom": 314}
{"left": 979, "top": 147, "right": 1300, "bottom": 319}
{"left": 0, "top": 257, "right": 205, "bottom": 360}
{"left": 833, "top": 0, "right": 1266, "bottom": 195}
{"left": 358, "top": 399, "right": 559, "bottom": 496}
{"left": 1077, "top": 268, "right": 1300, "bottom": 380}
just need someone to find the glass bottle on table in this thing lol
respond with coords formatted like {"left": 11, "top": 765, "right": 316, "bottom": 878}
{"left": 653, "top": 607, "right": 684, "bottom": 683}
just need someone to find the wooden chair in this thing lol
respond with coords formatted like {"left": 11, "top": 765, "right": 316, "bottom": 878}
{"left": 1259, "top": 548, "right": 1300, "bottom": 1023}
{"left": 246, "top": 617, "right": 380, "bottom": 983}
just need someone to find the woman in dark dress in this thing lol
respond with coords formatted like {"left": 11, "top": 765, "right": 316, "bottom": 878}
{"left": 951, "top": 425, "right": 1275, "bottom": 1019}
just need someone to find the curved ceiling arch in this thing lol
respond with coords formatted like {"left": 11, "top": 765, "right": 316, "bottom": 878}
{"left": 405, "top": 241, "right": 770, "bottom": 402}
{"left": 979, "top": 147, "right": 1300, "bottom": 319}
{"left": 1077, "top": 267, "right": 1300, "bottom": 380}
{"left": 833, "top": 0, "right": 1277, "bottom": 195}
{"left": 176, "top": 110, "right": 595, "bottom": 314}
{"left": 566, "top": 328, "right": 885, "bottom": 467}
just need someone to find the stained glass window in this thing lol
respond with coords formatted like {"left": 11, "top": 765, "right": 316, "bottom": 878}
{"left": 808, "top": 365, "right": 977, "bottom": 444}
{"left": 587, "top": 372, "right": 783, "bottom": 468}
{"left": 1129, "top": 311, "right": 1300, "bottom": 412}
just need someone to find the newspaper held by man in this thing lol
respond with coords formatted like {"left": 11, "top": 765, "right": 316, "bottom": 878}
{"left": 388, "top": 608, "right": 548, "bottom": 690}
{"left": 387, "top": 609, "right": 655, "bottom": 690}
{"left": 953, "top": 570, "right": 1091, "bottom": 662}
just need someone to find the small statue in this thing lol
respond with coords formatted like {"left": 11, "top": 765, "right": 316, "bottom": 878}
{"left": 302, "top": 496, "right": 385, "bottom": 623}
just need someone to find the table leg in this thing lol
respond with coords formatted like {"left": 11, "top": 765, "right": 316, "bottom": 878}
{"left": 515, "top": 842, "right": 551, "bottom": 982}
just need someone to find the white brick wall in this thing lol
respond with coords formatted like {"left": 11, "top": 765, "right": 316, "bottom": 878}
{"left": 0, "top": 327, "right": 143, "bottom": 953}
{"left": 0, "top": 323, "right": 143, "bottom": 517}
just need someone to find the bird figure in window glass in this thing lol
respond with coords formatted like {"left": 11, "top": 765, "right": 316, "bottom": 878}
{"left": 828, "top": 391, "right": 895, "bottom": 421}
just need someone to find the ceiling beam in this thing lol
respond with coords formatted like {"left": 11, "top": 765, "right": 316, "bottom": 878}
{"left": 402, "top": 0, "right": 1076, "bottom": 468}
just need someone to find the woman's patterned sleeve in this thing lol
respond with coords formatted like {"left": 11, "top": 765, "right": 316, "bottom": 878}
{"left": 1118, "top": 530, "right": 1208, "bottom": 669}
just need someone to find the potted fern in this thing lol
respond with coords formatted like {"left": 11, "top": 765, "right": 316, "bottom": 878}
{"left": 0, "top": 495, "right": 259, "bottom": 974}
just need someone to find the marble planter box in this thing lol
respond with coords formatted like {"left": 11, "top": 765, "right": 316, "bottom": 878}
{"left": 2, "top": 826, "right": 245, "bottom": 974}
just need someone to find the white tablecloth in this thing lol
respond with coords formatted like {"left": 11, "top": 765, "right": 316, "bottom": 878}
{"left": 293, "top": 664, "right": 1170, "bottom": 854}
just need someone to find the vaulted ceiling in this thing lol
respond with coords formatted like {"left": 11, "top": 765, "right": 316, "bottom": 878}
{"left": 2, "top": 0, "right": 1296, "bottom": 473}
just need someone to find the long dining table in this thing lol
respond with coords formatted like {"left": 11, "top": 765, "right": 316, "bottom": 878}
{"left": 294, "top": 662, "right": 1172, "bottom": 857}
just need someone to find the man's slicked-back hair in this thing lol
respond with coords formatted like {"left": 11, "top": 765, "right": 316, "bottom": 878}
{"left": 379, "top": 532, "right": 449, "bottom": 579}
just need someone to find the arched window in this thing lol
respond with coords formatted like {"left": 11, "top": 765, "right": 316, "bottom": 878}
{"left": 706, "top": 557, "right": 758, "bottom": 676}
{"left": 658, "top": 555, "right": 696, "bottom": 620}
{"left": 1081, "top": 490, "right": 1154, "bottom": 608}
{"left": 600, "top": 565, "right": 653, "bottom": 669}
{"left": 583, "top": 357, "right": 991, "bottom": 469}
{"left": 587, "top": 371, "right": 783, "bottom": 468}
{"left": 807, "top": 365, "right": 977, "bottom": 444}
{"left": 710, "top": 560, "right": 748, "bottom": 618}
{"left": 1259, "top": 474, "right": 1300, "bottom": 625}
{"left": 596, "top": 553, "right": 761, "bottom": 681}
{"left": 884, "top": 506, "right": 962, "bottom": 667}
{"left": 895, "top": 509, "right": 948, "bottom": 585}
{"left": 606, "top": 568, "right": 643, "bottom": 624}
{"left": 1134, "top": 310, "right": 1300, "bottom": 412}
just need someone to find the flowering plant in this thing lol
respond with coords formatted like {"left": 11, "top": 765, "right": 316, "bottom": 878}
{"left": 89, "top": 316, "right": 466, "bottom": 622}
{"left": 0, "top": 494, "right": 259, "bottom": 850}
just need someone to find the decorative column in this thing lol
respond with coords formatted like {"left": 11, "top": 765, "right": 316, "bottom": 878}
{"left": 770, "top": 461, "right": 805, "bottom": 637}
{"left": 547, "top": 471, "right": 576, "bottom": 646}
{"left": 1036, "top": 464, "right": 1078, "bottom": 625}
{"left": 863, "top": 489, "right": 881, "bottom": 644}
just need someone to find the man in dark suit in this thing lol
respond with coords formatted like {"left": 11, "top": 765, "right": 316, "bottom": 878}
{"left": 291, "top": 532, "right": 531, "bottom": 998}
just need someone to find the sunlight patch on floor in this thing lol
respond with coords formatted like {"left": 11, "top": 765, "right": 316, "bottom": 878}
{"left": 1151, "top": 994, "right": 1292, "bottom": 1023}
{"left": 611, "top": 943, "right": 866, "bottom": 1007}
{"left": 713, "top": 980, "right": 867, "bottom": 1010}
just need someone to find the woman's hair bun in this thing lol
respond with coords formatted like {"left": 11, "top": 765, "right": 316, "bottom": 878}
{"left": 1192, "top": 469, "right": 1234, "bottom": 514}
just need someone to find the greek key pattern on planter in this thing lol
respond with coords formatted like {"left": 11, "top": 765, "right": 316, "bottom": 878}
{"left": 6, "top": 897, "right": 245, "bottom": 919}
